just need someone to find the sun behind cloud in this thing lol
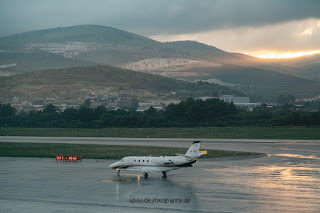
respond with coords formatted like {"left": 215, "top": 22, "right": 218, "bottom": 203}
{"left": 150, "top": 19, "right": 320, "bottom": 60}
{"left": 250, "top": 50, "right": 320, "bottom": 59}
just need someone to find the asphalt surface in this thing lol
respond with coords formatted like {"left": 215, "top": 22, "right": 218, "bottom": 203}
{"left": 1, "top": 136, "right": 319, "bottom": 153}
{"left": 0, "top": 137, "right": 320, "bottom": 212}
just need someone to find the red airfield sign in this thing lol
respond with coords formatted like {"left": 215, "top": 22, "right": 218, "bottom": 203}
{"left": 56, "top": 155, "right": 79, "bottom": 161}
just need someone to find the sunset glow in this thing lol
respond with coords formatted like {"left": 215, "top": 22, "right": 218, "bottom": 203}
{"left": 251, "top": 50, "right": 320, "bottom": 59}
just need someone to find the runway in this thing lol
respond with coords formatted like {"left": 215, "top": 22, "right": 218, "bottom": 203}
{"left": 1, "top": 137, "right": 320, "bottom": 212}
{"left": 1, "top": 136, "right": 320, "bottom": 154}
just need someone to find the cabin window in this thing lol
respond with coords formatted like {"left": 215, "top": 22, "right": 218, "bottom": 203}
{"left": 134, "top": 160, "right": 136, "bottom": 162}
{"left": 138, "top": 160, "right": 140, "bottom": 162}
{"left": 147, "top": 160, "right": 149, "bottom": 162}
{"left": 143, "top": 160, "right": 145, "bottom": 162}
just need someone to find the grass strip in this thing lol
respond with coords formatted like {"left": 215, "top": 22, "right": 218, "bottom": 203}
{"left": 0, "top": 142, "right": 259, "bottom": 159}
{"left": 1, "top": 127, "right": 320, "bottom": 140}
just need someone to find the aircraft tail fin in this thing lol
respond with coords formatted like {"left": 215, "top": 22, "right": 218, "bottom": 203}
{"left": 184, "top": 141, "right": 201, "bottom": 158}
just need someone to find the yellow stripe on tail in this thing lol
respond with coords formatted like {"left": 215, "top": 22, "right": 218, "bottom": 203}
{"left": 198, "top": 150, "right": 207, "bottom": 157}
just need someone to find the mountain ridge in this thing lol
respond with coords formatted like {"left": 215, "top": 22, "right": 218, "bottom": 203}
{"left": 0, "top": 25, "right": 239, "bottom": 65}
{"left": 0, "top": 65, "right": 241, "bottom": 103}
{"left": 0, "top": 24, "right": 160, "bottom": 50}
{"left": 0, "top": 24, "right": 319, "bottom": 99}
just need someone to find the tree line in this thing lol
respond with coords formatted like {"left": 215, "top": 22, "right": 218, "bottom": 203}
{"left": 0, "top": 98, "right": 320, "bottom": 128}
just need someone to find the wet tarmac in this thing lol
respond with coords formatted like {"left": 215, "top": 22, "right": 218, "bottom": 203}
{"left": 0, "top": 139, "right": 320, "bottom": 212}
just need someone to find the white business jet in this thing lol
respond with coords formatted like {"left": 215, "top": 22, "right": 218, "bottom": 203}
{"left": 109, "top": 141, "right": 206, "bottom": 178}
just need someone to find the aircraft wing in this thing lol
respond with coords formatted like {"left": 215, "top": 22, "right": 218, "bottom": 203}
{"left": 124, "top": 166, "right": 179, "bottom": 173}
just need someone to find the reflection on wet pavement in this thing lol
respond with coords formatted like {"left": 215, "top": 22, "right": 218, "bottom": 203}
{"left": 0, "top": 139, "right": 320, "bottom": 212}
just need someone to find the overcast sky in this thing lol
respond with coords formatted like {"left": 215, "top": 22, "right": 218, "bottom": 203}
{"left": 1, "top": 0, "right": 320, "bottom": 57}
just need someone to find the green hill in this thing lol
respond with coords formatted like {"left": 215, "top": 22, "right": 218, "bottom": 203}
{"left": 0, "top": 65, "right": 241, "bottom": 102}
{"left": 0, "top": 25, "right": 160, "bottom": 51}
{"left": 259, "top": 54, "right": 320, "bottom": 82}
{"left": 0, "top": 52, "right": 94, "bottom": 73}
{"left": 178, "top": 65, "right": 320, "bottom": 97}
{"left": 0, "top": 25, "right": 237, "bottom": 66}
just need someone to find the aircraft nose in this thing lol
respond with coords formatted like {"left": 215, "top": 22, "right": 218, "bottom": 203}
{"left": 109, "top": 162, "right": 120, "bottom": 168}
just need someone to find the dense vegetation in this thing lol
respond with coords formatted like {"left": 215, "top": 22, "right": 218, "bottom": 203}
{"left": 1, "top": 98, "right": 319, "bottom": 128}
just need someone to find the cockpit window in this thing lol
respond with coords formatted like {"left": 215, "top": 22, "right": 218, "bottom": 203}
{"left": 120, "top": 159, "right": 124, "bottom": 162}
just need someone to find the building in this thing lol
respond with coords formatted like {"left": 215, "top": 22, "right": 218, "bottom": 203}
{"left": 98, "top": 96, "right": 138, "bottom": 110}
{"left": 297, "top": 95, "right": 320, "bottom": 102}
{"left": 136, "top": 103, "right": 168, "bottom": 112}
{"left": 199, "top": 95, "right": 260, "bottom": 111}
{"left": 54, "top": 103, "right": 80, "bottom": 112}
{"left": 12, "top": 101, "right": 44, "bottom": 112}
{"left": 219, "top": 95, "right": 250, "bottom": 104}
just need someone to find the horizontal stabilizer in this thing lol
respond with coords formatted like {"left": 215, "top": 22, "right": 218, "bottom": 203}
{"left": 198, "top": 150, "right": 207, "bottom": 157}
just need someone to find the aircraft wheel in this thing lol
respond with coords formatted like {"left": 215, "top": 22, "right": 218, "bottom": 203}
{"left": 162, "top": 171, "right": 167, "bottom": 177}
{"left": 144, "top": 172, "right": 148, "bottom": 178}
{"left": 117, "top": 170, "right": 120, "bottom": 176}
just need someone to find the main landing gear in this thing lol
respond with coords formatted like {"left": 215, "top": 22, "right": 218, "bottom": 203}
{"left": 117, "top": 170, "right": 120, "bottom": 176}
{"left": 143, "top": 172, "right": 148, "bottom": 178}
{"left": 162, "top": 171, "right": 167, "bottom": 178}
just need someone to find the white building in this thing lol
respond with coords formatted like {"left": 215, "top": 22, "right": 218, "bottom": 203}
{"left": 219, "top": 95, "right": 250, "bottom": 104}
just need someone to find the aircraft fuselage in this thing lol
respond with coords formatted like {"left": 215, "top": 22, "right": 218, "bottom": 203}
{"left": 109, "top": 141, "right": 205, "bottom": 177}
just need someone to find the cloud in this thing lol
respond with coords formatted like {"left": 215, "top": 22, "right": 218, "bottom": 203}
{"left": 0, "top": 0, "right": 319, "bottom": 54}
{"left": 151, "top": 19, "right": 320, "bottom": 55}
{"left": 1, "top": 0, "right": 320, "bottom": 37}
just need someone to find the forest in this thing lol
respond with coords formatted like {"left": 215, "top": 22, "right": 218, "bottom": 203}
{"left": 0, "top": 98, "right": 320, "bottom": 128}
